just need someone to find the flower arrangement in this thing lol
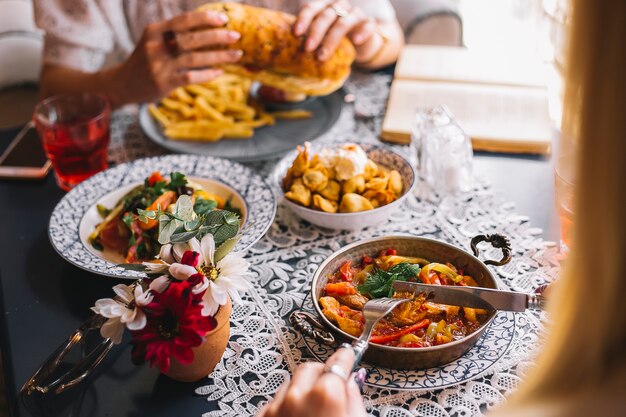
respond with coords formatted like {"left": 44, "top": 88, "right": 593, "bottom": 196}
{"left": 91, "top": 186, "right": 251, "bottom": 374}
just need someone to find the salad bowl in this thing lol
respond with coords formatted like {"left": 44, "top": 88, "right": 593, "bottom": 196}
{"left": 48, "top": 154, "right": 276, "bottom": 279}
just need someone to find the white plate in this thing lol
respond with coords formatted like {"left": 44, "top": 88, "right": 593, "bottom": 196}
{"left": 49, "top": 154, "right": 276, "bottom": 279}
{"left": 138, "top": 91, "right": 343, "bottom": 162}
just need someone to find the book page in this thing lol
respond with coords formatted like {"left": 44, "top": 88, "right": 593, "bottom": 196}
{"left": 381, "top": 79, "right": 553, "bottom": 154}
{"left": 395, "top": 46, "right": 548, "bottom": 89}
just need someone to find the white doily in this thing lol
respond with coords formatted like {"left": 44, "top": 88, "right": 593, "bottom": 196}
{"left": 106, "top": 73, "right": 560, "bottom": 417}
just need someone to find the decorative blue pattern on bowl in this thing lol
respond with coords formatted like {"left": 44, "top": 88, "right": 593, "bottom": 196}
{"left": 49, "top": 154, "right": 276, "bottom": 279}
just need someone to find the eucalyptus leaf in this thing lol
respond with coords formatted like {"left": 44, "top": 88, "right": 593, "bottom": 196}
{"left": 184, "top": 218, "right": 199, "bottom": 231}
{"left": 170, "top": 229, "right": 199, "bottom": 243}
{"left": 211, "top": 223, "right": 239, "bottom": 246}
{"left": 158, "top": 214, "right": 181, "bottom": 244}
{"left": 175, "top": 195, "right": 195, "bottom": 222}
{"left": 224, "top": 211, "right": 240, "bottom": 226}
{"left": 137, "top": 208, "right": 158, "bottom": 220}
{"left": 194, "top": 199, "right": 217, "bottom": 215}
{"left": 214, "top": 235, "right": 240, "bottom": 263}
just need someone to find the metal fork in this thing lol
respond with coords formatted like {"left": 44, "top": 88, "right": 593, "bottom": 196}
{"left": 347, "top": 297, "right": 408, "bottom": 370}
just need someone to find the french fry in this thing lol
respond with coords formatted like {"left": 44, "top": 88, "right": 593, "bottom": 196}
{"left": 151, "top": 74, "right": 314, "bottom": 142}
{"left": 148, "top": 104, "right": 171, "bottom": 127}
{"left": 223, "top": 125, "right": 254, "bottom": 138}
{"left": 270, "top": 110, "right": 313, "bottom": 120}
{"left": 172, "top": 87, "right": 194, "bottom": 104}
{"left": 195, "top": 96, "right": 227, "bottom": 121}
{"left": 161, "top": 98, "right": 195, "bottom": 118}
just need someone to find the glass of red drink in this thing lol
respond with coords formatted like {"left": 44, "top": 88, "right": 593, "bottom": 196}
{"left": 33, "top": 93, "right": 111, "bottom": 191}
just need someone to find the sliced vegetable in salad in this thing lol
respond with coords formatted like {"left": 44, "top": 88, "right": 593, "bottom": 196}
{"left": 88, "top": 171, "right": 241, "bottom": 263}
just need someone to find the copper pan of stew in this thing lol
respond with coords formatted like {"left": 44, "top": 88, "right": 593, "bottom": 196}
{"left": 291, "top": 234, "right": 512, "bottom": 370}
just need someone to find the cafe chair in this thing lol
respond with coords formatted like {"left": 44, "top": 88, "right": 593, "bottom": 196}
{"left": 0, "top": 0, "right": 42, "bottom": 130}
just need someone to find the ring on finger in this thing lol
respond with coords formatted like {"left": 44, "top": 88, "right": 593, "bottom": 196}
{"left": 162, "top": 30, "right": 179, "bottom": 56}
{"left": 322, "top": 364, "right": 348, "bottom": 381}
{"left": 330, "top": 3, "right": 349, "bottom": 18}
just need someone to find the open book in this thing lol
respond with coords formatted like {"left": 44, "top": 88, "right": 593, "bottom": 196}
{"left": 381, "top": 46, "right": 553, "bottom": 154}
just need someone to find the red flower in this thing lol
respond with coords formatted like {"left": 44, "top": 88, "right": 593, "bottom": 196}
{"left": 130, "top": 279, "right": 216, "bottom": 373}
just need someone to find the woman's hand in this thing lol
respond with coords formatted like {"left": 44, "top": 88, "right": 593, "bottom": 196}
{"left": 112, "top": 10, "right": 242, "bottom": 105}
{"left": 257, "top": 348, "right": 367, "bottom": 417}
{"left": 293, "top": 0, "right": 381, "bottom": 63}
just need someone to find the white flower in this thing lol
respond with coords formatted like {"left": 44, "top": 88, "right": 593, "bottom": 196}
{"left": 91, "top": 284, "right": 152, "bottom": 344}
{"left": 196, "top": 234, "right": 251, "bottom": 316}
{"left": 158, "top": 234, "right": 251, "bottom": 316}
{"left": 144, "top": 235, "right": 251, "bottom": 316}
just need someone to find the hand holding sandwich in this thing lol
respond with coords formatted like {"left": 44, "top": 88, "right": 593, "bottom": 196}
{"left": 110, "top": 9, "right": 243, "bottom": 105}
{"left": 294, "top": 0, "right": 403, "bottom": 68}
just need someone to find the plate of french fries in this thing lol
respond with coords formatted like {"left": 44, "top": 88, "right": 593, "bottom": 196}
{"left": 139, "top": 74, "right": 343, "bottom": 162}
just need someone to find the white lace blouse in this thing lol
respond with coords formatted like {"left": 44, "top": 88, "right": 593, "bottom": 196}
{"left": 33, "top": 0, "right": 396, "bottom": 72}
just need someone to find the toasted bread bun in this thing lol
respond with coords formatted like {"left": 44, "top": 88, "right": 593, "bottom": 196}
{"left": 198, "top": 2, "right": 356, "bottom": 96}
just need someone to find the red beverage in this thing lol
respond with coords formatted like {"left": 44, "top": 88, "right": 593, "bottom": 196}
{"left": 34, "top": 93, "right": 111, "bottom": 191}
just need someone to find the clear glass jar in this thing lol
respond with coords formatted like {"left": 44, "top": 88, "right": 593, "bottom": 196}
{"left": 411, "top": 106, "right": 473, "bottom": 195}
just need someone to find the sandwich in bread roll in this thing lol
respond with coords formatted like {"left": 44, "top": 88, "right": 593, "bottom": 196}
{"left": 198, "top": 2, "right": 356, "bottom": 96}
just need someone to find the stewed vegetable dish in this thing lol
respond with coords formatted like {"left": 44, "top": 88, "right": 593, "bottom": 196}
{"left": 319, "top": 249, "right": 489, "bottom": 347}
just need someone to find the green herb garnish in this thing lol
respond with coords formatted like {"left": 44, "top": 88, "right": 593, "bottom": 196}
{"left": 358, "top": 262, "right": 421, "bottom": 298}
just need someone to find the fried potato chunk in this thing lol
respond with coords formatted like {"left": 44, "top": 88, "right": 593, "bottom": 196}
{"left": 342, "top": 175, "right": 365, "bottom": 194}
{"left": 319, "top": 296, "right": 363, "bottom": 337}
{"left": 318, "top": 180, "right": 340, "bottom": 201}
{"left": 365, "top": 176, "right": 389, "bottom": 191}
{"left": 339, "top": 193, "right": 374, "bottom": 213}
{"left": 302, "top": 169, "right": 329, "bottom": 191}
{"left": 388, "top": 170, "right": 403, "bottom": 195}
{"left": 285, "top": 184, "right": 311, "bottom": 206}
{"left": 312, "top": 194, "right": 338, "bottom": 213}
{"left": 363, "top": 159, "right": 379, "bottom": 180}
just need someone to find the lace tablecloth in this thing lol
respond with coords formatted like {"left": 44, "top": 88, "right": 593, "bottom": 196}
{"left": 107, "top": 73, "right": 560, "bottom": 417}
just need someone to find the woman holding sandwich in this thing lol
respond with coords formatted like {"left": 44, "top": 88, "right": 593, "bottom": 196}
{"left": 34, "top": 0, "right": 404, "bottom": 108}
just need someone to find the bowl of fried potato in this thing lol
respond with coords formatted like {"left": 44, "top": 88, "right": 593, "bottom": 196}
{"left": 273, "top": 142, "right": 416, "bottom": 230}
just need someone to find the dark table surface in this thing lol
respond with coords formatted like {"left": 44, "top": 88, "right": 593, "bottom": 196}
{"left": 0, "top": 124, "right": 558, "bottom": 417}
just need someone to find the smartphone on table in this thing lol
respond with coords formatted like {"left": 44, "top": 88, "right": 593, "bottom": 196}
{"left": 0, "top": 122, "right": 51, "bottom": 179}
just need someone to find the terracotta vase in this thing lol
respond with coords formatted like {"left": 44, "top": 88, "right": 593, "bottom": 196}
{"left": 164, "top": 297, "right": 232, "bottom": 382}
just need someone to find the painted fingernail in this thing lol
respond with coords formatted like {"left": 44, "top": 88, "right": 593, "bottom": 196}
{"left": 353, "top": 34, "right": 365, "bottom": 44}
{"left": 305, "top": 38, "right": 316, "bottom": 51}
{"left": 216, "top": 13, "right": 228, "bottom": 24}
{"left": 352, "top": 368, "right": 367, "bottom": 390}
{"left": 228, "top": 31, "right": 241, "bottom": 40}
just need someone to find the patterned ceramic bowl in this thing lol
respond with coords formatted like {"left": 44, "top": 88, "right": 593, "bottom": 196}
{"left": 272, "top": 143, "right": 416, "bottom": 230}
{"left": 292, "top": 234, "right": 513, "bottom": 370}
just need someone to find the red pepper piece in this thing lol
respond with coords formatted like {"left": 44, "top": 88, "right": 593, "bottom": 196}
{"left": 147, "top": 171, "right": 164, "bottom": 186}
{"left": 325, "top": 282, "right": 357, "bottom": 296}
{"left": 339, "top": 260, "right": 354, "bottom": 282}
{"left": 369, "top": 319, "right": 431, "bottom": 344}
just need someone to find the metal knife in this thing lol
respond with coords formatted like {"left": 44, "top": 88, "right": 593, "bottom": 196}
{"left": 392, "top": 281, "right": 546, "bottom": 312}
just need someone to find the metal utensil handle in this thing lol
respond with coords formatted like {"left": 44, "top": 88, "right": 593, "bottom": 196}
{"left": 527, "top": 293, "right": 547, "bottom": 310}
{"left": 21, "top": 314, "right": 114, "bottom": 396}
{"left": 471, "top": 233, "right": 512, "bottom": 266}
{"left": 289, "top": 311, "right": 336, "bottom": 345}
